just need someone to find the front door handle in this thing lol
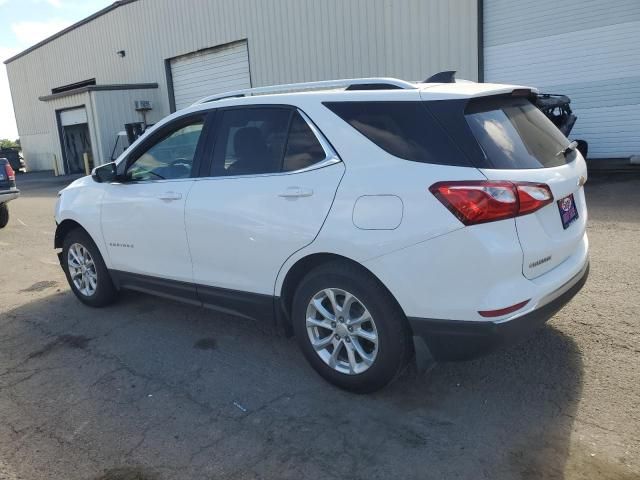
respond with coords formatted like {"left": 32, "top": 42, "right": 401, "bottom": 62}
{"left": 278, "top": 187, "right": 314, "bottom": 198}
{"left": 158, "top": 191, "right": 182, "bottom": 201}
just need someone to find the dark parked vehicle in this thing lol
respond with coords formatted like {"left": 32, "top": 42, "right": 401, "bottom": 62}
{"left": 0, "top": 158, "right": 20, "bottom": 228}
{"left": 534, "top": 93, "right": 588, "bottom": 158}
{"left": 0, "top": 148, "right": 25, "bottom": 174}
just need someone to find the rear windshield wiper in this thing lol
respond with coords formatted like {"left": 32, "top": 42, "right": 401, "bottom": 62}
{"left": 556, "top": 140, "right": 578, "bottom": 157}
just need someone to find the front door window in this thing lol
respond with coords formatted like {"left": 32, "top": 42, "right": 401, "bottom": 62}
{"left": 126, "top": 121, "right": 205, "bottom": 181}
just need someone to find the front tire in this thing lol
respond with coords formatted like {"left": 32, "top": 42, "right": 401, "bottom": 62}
{"left": 62, "top": 229, "right": 118, "bottom": 307}
{"left": 0, "top": 203, "right": 9, "bottom": 228}
{"left": 292, "top": 261, "right": 411, "bottom": 393}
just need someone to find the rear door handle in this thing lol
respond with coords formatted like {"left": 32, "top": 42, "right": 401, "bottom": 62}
{"left": 278, "top": 187, "right": 314, "bottom": 198}
{"left": 158, "top": 191, "right": 182, "bottom": 201}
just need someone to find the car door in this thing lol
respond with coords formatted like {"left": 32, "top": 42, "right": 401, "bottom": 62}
{"left": 100, "top": 112, "right": 211, "bottom": 300}
{"left": 185, "top": 106, "right": 344, "bottom": 319}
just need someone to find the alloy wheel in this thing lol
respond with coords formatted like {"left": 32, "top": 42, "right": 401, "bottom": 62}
{"left": 67, "top": 243, "right": 98, "bottom": 297}
{"left": 306, "top": 288, "right": 379, "bottom": 375}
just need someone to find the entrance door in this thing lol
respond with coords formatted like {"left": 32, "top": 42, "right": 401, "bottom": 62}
{"left": 59, "top": 107, "right": 92, "bottom": 174}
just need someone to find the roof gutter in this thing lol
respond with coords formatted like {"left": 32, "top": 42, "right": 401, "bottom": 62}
{"left": 38, "top": 83, "right": 158, "bottom": 102}
{"left": 4, "top": 0, "right": 139, "bottom": 65}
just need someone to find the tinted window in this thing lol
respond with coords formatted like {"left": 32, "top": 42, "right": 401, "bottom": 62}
{"left": 127, "top": 120, "right": 204, "bottom": 181}
{"left": 324, "top": 101, "right": 470, "bottom": 166}
{"left": 465, "top": 97, "right": 572, "bottom": 169}
{"left": 283, "top": 112, "right": 326, "bottom": 171}
{"left": 212, "top": 108, "right": 292, "bottom": 176}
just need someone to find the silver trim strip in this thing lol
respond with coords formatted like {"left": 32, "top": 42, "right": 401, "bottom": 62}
{"left": 494, "top": 258, "right": 589, "bottom": 324}
{"left": 536, "top": 259, "right": 589, "bottom": 309}
{"left": 297, "top": 109, "right": 338, "bottom": 162}
{"left": 194, "top": 107, "right": 342, "bottom": 180}
{"left": 115, "top": 107, "right": 342, "bottom": 185}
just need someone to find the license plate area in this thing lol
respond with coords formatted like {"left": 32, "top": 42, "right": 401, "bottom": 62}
{"left": 557, "top": 193, "right": 579, "bottom": 229}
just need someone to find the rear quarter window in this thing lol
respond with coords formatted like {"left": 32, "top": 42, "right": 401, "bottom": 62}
{"left": 283, "top": 112, "right": 327, "bottom": 171}
{"left": 323, "top": 101, "right": 471, "bottom": 167}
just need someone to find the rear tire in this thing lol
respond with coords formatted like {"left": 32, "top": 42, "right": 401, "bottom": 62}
{"left": 0, "top": 203, "right": 8, "bottom": 228}
{"left": 292, "top": 261, "right": 411, "bottom": 393}
{"left": 61, "top": 228, "right": 118, "bottom": 307}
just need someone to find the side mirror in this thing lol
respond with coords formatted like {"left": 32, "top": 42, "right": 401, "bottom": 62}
{"left": 92, "top": 162, "right": 118, "bottom": 183}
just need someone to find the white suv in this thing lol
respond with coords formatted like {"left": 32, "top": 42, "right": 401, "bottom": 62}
{"left": 55, "top": 75, "right": 589, "bottom": 392}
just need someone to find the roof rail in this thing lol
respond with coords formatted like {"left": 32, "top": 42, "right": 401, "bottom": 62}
{"left": 191, "top": 77, "right": 417, "bottom": 106}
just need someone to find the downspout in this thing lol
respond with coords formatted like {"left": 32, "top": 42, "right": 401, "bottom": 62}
{"left": 88, "top": 90, "right": 103, "bottom": 167}
{"left": 477, "top": 0, "right": 484, "bottom": 82}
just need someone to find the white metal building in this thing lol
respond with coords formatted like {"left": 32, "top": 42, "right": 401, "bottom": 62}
{"left": 4, "top": 0, "right": 479, "bottom": 173}
{"left": 483, "top": 0, "right": 640, "bottom": 161}
{"left": 4, "top": 0, "right": 639, "bottom": 173}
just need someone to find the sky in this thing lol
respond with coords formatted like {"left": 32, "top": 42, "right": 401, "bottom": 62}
{"left": 0, "top": 0, "right": 113, "bottom": 140}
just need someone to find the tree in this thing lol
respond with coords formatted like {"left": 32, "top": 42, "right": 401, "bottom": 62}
{"left": 0, "top": 139, "right": 19, "bottom": 149}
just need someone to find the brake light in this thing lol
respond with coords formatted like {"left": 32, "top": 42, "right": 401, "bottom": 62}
{"left": 511, "top": 88, "right": 532, "bottom": 97}
{"left": 517, "top": 184, "right": 554, "bottom": 215}
{"left": 430, "top": 181, "right": 553, "bottom": 226}
{"left": 4, "top": 163, "right": 15, "bottom": 182}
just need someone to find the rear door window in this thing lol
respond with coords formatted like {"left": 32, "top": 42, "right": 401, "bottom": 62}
{"left": 209, "top": 108, "right": 331, "bottom": 176}
{"left": 324, "top": 101, "right": 470, "bottom": 167}
{"left": 211, "top": 107, "right": 292, "bottom": 176}
{"left": 465, "top": 96, "right": 572, "bottom": 169}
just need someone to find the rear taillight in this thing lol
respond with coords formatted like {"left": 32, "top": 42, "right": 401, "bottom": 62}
{"left": 516, "top": 184, "right": 554, "bottom": 215}
{"left": 4, "top": 163, "right": 15, "bottom": 182}
{"left": 430, "top": 181, "right": 553, "bottom": 226}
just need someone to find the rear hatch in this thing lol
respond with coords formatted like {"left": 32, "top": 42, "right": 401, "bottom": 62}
{"left": 463, "top": 95, "right": 588, "bottom": 278}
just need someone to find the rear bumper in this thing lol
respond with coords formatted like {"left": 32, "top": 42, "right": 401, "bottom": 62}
{"left": 0, "top": 189, "right": 19, "bottom": 203}
{"left": 409, "top": 260, "right": 589, "bottom": 361}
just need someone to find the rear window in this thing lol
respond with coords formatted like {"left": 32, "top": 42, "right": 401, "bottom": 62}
{"left": 323, "top": 101, "right": 471, "bottom": 167}
{"left": 465, "top": 97, "right": 573, "bottom": 169}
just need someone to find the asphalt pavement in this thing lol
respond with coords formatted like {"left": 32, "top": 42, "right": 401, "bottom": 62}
{"left": 0, "top": 171, "right": 638, "bottom": 480}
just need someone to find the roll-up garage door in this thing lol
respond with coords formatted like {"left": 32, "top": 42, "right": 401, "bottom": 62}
{"left": 484, "top": 0, "right": 640, "bottom": 159}
{"left": 170, "top": 41, "right": 251, "bottom": 111}
{"left": 59, "top": 107, "right": 88, "bottom": 126}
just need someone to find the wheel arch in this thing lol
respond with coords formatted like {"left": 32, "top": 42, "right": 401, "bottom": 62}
{"left": 55, "top": 215, "right": 112, "bottom": 269}
{"left": 278, "top": 252, "right": 407, "bottom": 328}
{"left": 54, "top": 219, "right": 89, "bottom": 249}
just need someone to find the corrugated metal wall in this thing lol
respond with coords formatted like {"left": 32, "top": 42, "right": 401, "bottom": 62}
{"left": 6, "top": 0, "right": 478, "bottom": 171}
{"left": 90, "top": 88, "right": 163, "bottom": 164}
{"left": 484, "top": 0, "right": 640, "bottom": 159}
{"left": 21, "top": 91, "right": 96, "bottom": 174}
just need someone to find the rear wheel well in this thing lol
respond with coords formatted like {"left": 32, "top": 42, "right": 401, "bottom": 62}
{"left": 54, "top": 219, "right": 87, "bottom": 249}
{"left": 279, "top": 253, "right": 406, "bottom": 328}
